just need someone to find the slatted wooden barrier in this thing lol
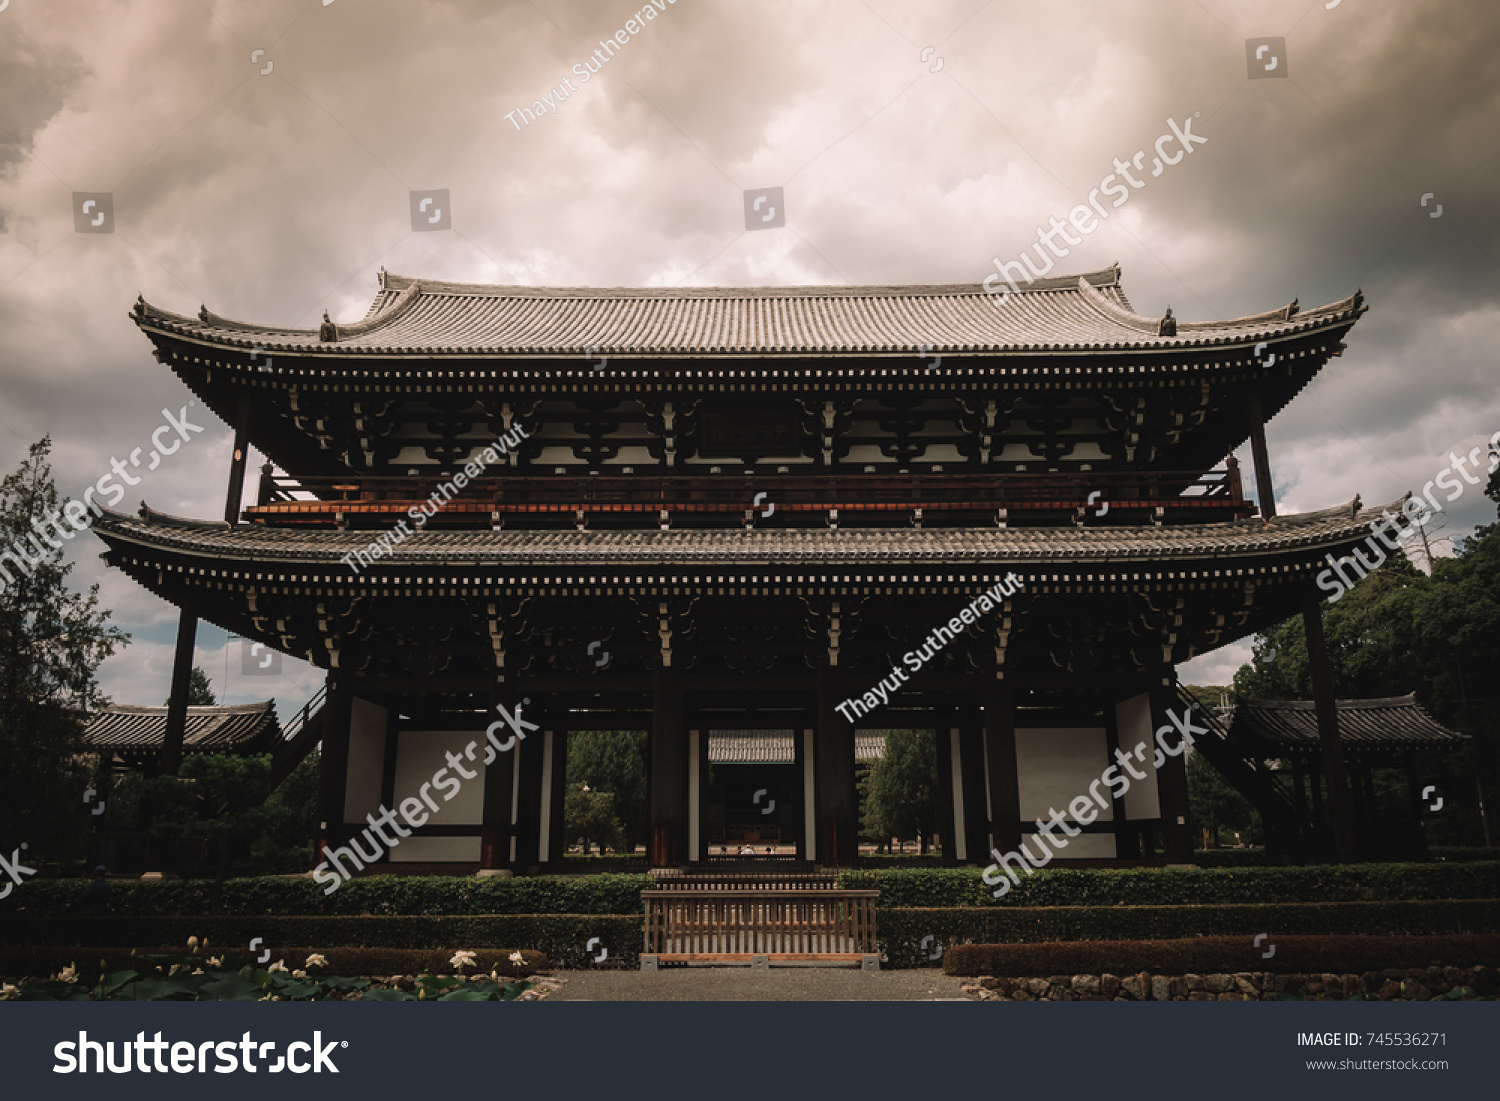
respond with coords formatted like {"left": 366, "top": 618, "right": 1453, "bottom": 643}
{"left": 642, "top": 888, "right": 879, "bottom": 962}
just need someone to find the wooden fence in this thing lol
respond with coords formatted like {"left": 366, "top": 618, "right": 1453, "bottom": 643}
{"left": 642, "top": 888, "right": 879, "bottom": 961}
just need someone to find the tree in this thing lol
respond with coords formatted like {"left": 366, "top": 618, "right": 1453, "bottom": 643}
{"left": 1187, "top": 748, "right": 1261, "bottom": 847}
{"left": 0, "top": 437, "right": 129, "bottom": 864}
{"left": 141, "top": 753, "right": 297, "bottom": 903}
{"left": 864, "top": 730, "right": 939, "bottom": 854}
{"left": 565, "top": 731, "right": 647, "bottom": 848}
{"left": 563, "top": 782, "right": 626, "bottom": 854}
{"left": 164, "top": 666, "right": 216, "bottom": 706}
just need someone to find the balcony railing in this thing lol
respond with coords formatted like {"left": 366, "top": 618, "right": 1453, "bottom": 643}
{"left": 248, "top": 466, "right": 1251, "bottom": 530}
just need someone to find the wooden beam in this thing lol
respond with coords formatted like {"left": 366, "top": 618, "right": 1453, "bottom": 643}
{"left": 159, "top": 609, "right": 198, "bottom": 775}
{"left": 815, "top": 666, "right": 859, "bottom": 865}
{"left": 223, "top": 393, "right": 252, "bottom": 524}
{"left": 982, "top": 680, "right": 1021, "bottom": 859}
{"left": 649, "top": 666, "right": 687, "bottom": 867}
{"left": 1246, "top": 389, "right": 1277, "bottom": 520}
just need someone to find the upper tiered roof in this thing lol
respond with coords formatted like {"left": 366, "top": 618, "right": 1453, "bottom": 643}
{"left": 131, "top": 266, "right": 1364, "bottom": 360}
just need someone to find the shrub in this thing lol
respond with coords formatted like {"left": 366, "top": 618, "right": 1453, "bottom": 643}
{"left": 0, "top": 873, "right": 652, "bottom": 919}
{"left": 0, "top": 914, "right": 643, "bottom": 970}
{"left": 837, "top": 863, "right": 1500, "bottom": 908}
{"left": 875, "top": 899, "right": 1500, "bottom": 968}
{"left": 942, "top": 934, "right": 1500, "bottom": 978}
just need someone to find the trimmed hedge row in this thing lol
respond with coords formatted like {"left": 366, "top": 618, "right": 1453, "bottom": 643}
{"left": 0, "top": 873, "right": 653, "bottom": 919}
{"left": 837, "top": 863, "right": 1500, "bottom": 908}
{"left": 7, "top": 899, "right": 1495, "bottom": 970}
{"left": 942, "top": 935, "right": 1500, "bottom": 978}
{"left": 875, "top": 899, "right": 1500, "bottom": 969}
{"left": 1189, "top": 848, "right": 1500, "bottom": 868}
{"left": 0, "top": 915, "right": 643, "bottom": 970}
{"left": 0, "top": 946, "right": 548, "bottom": 983}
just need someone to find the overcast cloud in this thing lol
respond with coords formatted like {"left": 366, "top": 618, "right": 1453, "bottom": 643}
{"left": 1, "top": 0, "right": 1497, "bottom": 708}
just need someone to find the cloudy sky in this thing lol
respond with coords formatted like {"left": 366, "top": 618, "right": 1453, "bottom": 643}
{"left": 1, "top": 0, "right": 1497, "bottom": 713}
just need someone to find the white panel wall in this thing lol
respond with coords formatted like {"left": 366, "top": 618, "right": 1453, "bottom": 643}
{"left": 1021, "top": 831, "right": 1117, "bottom": 859}
{"left": 1015, "top": 727, "right": 1111, "bottom": 822}
{"left": 1115, "top": 692, "right": 1161, "bottom": 820}
{"left": 343, "top": 697, "right": 387, "bottom": 825}
{"left": 392, "top": 730, "right": 486, "bottom": 827}
{"left": 389, "top": 837, "right": 482, "bottom": 863}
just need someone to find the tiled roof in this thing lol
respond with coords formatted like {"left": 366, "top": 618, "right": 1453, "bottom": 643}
{"left": 91, "top": 497, "right": 1396, "bottom": 569}
{"left": 1227, "top": 695, "right": 1467, "bottom": 753}
{"left": 130, "top": 266, "right": 1364, "bottom": 359}
{"left": 83, "top": 701, "right": 281, "bottom": 754}
{"left": 707, "top": 732, "right": 888, "bottom": 763}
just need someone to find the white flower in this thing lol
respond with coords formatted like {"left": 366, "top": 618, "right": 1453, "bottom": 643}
{"left": 292, "top": 970, "right": 308, "bottom": 979}
{"left": 267, "top": 960, "right": 288, "bottom": 973}
{"left": 206, "top": 956, "right": 223, "bottom": 968}
{"left": 509, "top": 951, "right": 524, "bottom": 964}
{"left": 449, "top": 950, "right": 477, "bottom": 971}
{"left": 187, "top": 936, "right": 199, "bottom": 950}
{"left": 0, "top": 983, "right": 18, "bottom": 999}
{"left": 192, "top": 969, "right": 204, "bottom": 976}
{"left": 304, "top": 953, "right": 329, "bottom": 970}
{"left": 58, "top": 965, "right": 78, "bottom": 984}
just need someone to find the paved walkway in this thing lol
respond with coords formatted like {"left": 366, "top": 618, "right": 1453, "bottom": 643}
{"left": 544, "top": 968, "right": 976, "bottom": 1001}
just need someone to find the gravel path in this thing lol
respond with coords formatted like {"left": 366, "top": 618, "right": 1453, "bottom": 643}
{"left": 544, "top": 967, "right": 976, "bottom": 1001}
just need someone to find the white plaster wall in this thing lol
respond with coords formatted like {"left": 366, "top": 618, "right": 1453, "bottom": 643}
{"left": 1022, "top": 831, "right": 1118, "bottom": 859}
{"left": 389, "top": 836, "right": 481, "bottom": 863}
{"left": 393, "top": 730, "right": 486, "bottom": 826}
{"left": 1115, "top": 692, "right": 1161, "bottom": 820}
{"left": 1015, "top": 727, "right": 1112, "bottom": 822}
{"left": 343, "top": 697, "right": 387, "bottom": 825}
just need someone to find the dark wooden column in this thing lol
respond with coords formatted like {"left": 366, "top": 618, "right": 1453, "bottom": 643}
{"left": 691, "top": 720, "right": 711, "bottom": 864}
{"left": 542, "top": 723, "right": 568, "bottom": 870}
{"left": 1101, "top": 688, "right": 1139, "bottom": 858}
{"left": 649, "top": 666, "right": 687, "bottom": 867}
{"left": 793, "top": 724, "right": 812, "bottom": 861}
{"left": 958, "top": 709, "right": 988, "bottom": 864}
{"left": 480, "top": 684, "right": 516, "bottom": 870}
{"left": 316, "top": 678, "right": 355, "bottom": 859}
{"left": 1148, "top": 679, "right": 1194, "bottom": 864}
{"left": 1246, "top": 390, "right": 1277, "bottom": 520}
{"left": 159, "top": 609, "right": 198, "bottom": 775}
{"left": 1300, "top": 586, "right": 1358, "bottom": 862}
{"left": 223, "top": 393, "right": 252, "bottom": 524}
{"left": 815, "top": 666, "right": 858, "bottom": 865}
{"left": 983, "top": 679, "right": 1021, "bottom": 859}
{"left": 512, "top": 701, "right": 548, "bottom": 871}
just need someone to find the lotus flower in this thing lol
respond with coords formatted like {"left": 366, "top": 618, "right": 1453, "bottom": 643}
{"left": 449, "top": 950, "right": 477, "bottom": 971}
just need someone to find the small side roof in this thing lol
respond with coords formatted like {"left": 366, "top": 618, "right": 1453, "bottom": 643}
{"left": 1226, "top": 694, "right": 1468, "bottom": 754}
{"left": 83, "top": 701, "right": 282, "bottom": 755}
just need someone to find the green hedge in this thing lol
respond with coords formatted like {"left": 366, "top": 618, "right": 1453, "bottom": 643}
{"left": 0, "top": 915, "right": 643, "bottom": 970}
{"left": 942, "top": 935, "right": 1500, "bottom": 978}
{"left": 0, "top": 947, "right": 548, "bottom": 983}
{"left": 838, "top": 863, "right": 1500, "bottom": 908}
{"left": 875, "top": 899, "right": 1500, "bottom": 969}
{"left": 0, "top": 873, "right": 652, "bottom": 919}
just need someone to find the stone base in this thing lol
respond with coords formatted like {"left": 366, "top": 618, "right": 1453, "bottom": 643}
{"left": 475, "top": 868, "right": 513, "bottom": 878}
{"left": 639, "top": 955, "right": 659, "bottom": 972}
{"left": 861, "top": 954, "right": 881, "bottom": 971}
{"left": 751, "top": 955, "right": 769, "bottom": 971}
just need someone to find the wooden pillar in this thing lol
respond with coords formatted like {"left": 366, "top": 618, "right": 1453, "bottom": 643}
{"left": 316, "top": 679, "right": 354, "bottom": 860}
{"left": 934, "top": 712, "right": 958, "bottom": 866}
{"left": 1149, "top": 678, "right": 1194, "bottom": 864}
{"left": 649, "top": 666, "right": 687, "bottom": 867}
{"left": 479, "top": 685, "right": 516, "bottom": 870}
{"left": 512, "top": 705, "right": 547, "bottom": 871}
{"left": 1101, "top": 689, "right": 1139, "bottom": 858}
{"left": 223, "top": 393, "right": 252, "bottom": 524}
{"left": 1300, "top": 586, "right": 1358, "bottom": 861}
{"left": 983, "top": 680, "right": 1021, "bottom": 859}
{"left": 957, "top": 712, "right": 987, "bottom": 864}
{"left": 795, "top": 725, "right": 816, "bottom": 863}
{"left": 815, "top": 666, "right": 858, "bottom": 865}
{"left": 689, "top": 721, "right": 710, "bottom": 864}
{"left": 1246, "top": 389, "right": 1277, "bottom": 520}
{"left": 540, "top": 724, "right": 567, "bottom": 871}
{"left": 159, "top": 609, "right": 198, "bottom": 775}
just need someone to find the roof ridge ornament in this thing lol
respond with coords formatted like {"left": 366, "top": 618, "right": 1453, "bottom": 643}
{"left": 134, "top": 294, "right": 147, "bottom": 317}
{"left": 1157, "top": 306, "right": 1176, "bottom": 337}
{"left": 1284, "top": 297, "right": 1299, "bottom": 320}
{"left": 319, "top": 310, "right": 338, "bottom": 342}
{"left": 198, "top": 305, "right": 211, "bottom": 322}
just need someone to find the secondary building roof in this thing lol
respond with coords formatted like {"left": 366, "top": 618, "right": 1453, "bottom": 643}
{"left": 83, "top": 701, "right": 282, "bottom": 756}
{"left": 130, "top": 265, "right": 1364, "bottom": 360}
{"left": 708, "top": 731, "right": 888, "bottom": 763}
{"left": 1227, "top": 695, "right": 1468, "bottom": 755}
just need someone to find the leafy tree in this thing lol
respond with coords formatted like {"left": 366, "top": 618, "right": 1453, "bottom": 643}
{"left": 0, "top": 437, "right": 129, "bottom": 863}
{"left": 864, "top": 730, "right": 939, "bottom": 854}
{"left": 1187, "top": 748, "right": 1261, "bottom": 847}
{"left": 141, "top": 753, "right": 296, "bottom": 906}
{"left": 164, "top": 666, "right": 216, "bottom": 706}
{"left": 563, "top": 782, "right": 626, "bottom": 854}
{"left": 565, "top": 731, "right": 647, "bottom": 848}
